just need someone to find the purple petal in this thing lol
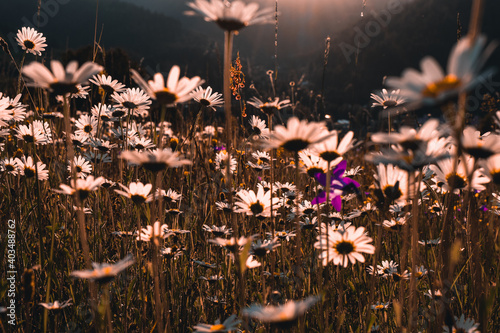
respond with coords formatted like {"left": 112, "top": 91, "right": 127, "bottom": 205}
{"left": 312, "top": 190, "right": 326, "bottom": 205}
{"left": 331, "top": 196, "right": 342, "bottom": 211}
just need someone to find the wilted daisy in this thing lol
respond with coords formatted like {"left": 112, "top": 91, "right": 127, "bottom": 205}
{"left": 54, "top": 176, "right": 105, "bottom": 201}
{"left": 248, "top": 97, "right": 291, "bottom": 115}
{"left": 262, "top": 117, "right": 330, "bottom": 153}
{"left": 385, "top": 35, "right": 496, "bottom": 107}
{"left": 443, "top": 314, "right": 480, "bottom": 333}
{"left": 67, "top": 156, "right": 92, "bottom": 178}
{"left": 16, "top": 27, "right": 47, "bottom": 56}
{"left": 70, "top": 254, "right": 135, "bottom": 283}
{"left": 243, "top": 295, "right": 320, "bottom": 329}
{"left": 88, "top": 138, "right": 117, "bottom": 153}
{"left": 111, "top": 88, "right": 152, "bottom": 117}
{"left": 39, "top": 299, "right": 72, "bottom": 310}
{"left": 89, "top": 74, "right": 126, "bottom": 94}
{"left": 130, "top": 67, "right": 202, "bottom": 105}
{"left": 191, "top": 86, "right": 223, "bottom": 110}
{"left": 234, "top": 187, "right": 279, "bottom": 219}
{"left": 314, "top": 225, "right": 375, "bottom": 267}
{"left": 115, "top": 182, "right": 154, "bottom": 204}
{"left": 15, "top": 156, "right": 49, "bottom": 180}
{"left": 370, "top": 89, "right": 406, "bottom": 108}
{"left": 120, "top": 148, "right": 192, "bottom": 172}
{"left": 193, "top": 314, "right": 241, "bottom": 333}
{"left": 22, "top": 60, "right": 103, "bottom": 96}
{"left": 186, "top": 0, "right": 275, "bottom": 32}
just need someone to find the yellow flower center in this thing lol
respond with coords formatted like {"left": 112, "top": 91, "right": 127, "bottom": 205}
{"left": 210, "top": 324, "right": 226, "bottom": 331}
{"left": 421, "top": 74, "right": 461, "bottom": 98}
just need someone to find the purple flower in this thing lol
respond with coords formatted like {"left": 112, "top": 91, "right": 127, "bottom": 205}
{"left": 311, "top": 160, "right": 360, "bottom": 211}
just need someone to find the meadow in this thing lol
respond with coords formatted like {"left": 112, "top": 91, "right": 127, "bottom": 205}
{"left": 0, "top": 0, "right": 499, "bottom": 332}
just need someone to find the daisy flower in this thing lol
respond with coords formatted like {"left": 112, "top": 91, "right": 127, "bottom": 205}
{"left": 130, "top": 66, "right": 202, "bottom": 106}
{"left": 67, "top": 156, "right": 93, "bottom": 178}
{"left": 430, "top": 155, "right": 489, "bottom": 193}
{"left": 385, "top": 35, "right": 496, "bottom": 107}
{"left": 312, "top": 130, "right": 354, "bottom": 163}
{"left": 15, "top": 27, "right": 47, "bottom": 56}
{"left": 480, "top": 154, "right": 500, "bottom": 185}
{"left": 39, "top": 299, "right": 72, "bottom": 310}
{"left": 74, "top": 114, "right": 98, "bottom": 138}
{"left": 243, "top": 296, "right": 320, "bottom": 329}
{"left": 371, "top": 118, "right": 440, "bottom": 151}
{"left": 234, "top": 187, "right": 279, "bottom": 219}
{"left": 215, "top": 150, "right": 237, "bottom": 174}
{"left": 54, "top": 176, "right": 105, "bottom": 201}
{"left": 193, "top": 314, "right": 241, "bottom": 333}
{"left": 314, "top": 225, "right": 375, "bottom": 267}
{"left": 248, "top": 97, "right": 291, "bottom": 115}
{"left": 371, "top": 302, "right": 390, "bottom": 310}
{"left": 114, "top": 182, "right": 154, "bottom": 204}
{"left": 156, "top": 188, "right": 182, "bottom": 203}
{"left": 15, "top": 156, "right": 49, "bottom": 180}
{"left": 370, "top": 89, "right": 406, "bottom": 108}
{"left": 111, "top": 88, "right": 152, "bottom": 117}
{"left": 136, "top": 221, "right": 170, "bottom": 242}
{"left": 250, "top": 238, "right": 280, "bottom": 257}
{"left": 1, "top": 157, "right": 20, "bottom": 175}
{"left": 373, "top": 163, "right": 410, "bottom": 206}
{"left": 120, "top": 148, "right": 192, "bottom": 172}
{"left": 70, "top": 254, "right": 135, "bottom": 284}
{"left": 248, "top": 115, "right": 269, "bottom": 138}
{"left": 186, "top": 0, "right": 275, "bottom": 32}
{"left": 202, "top": 224, "right": 232, "bottom": 237}
{"left": 22, "top": 60, "right": 103, "bottom": 96}
{"left": 262, "top": 117, "right": 330, "bottom": 152}
{"left": 443, "top": 314, "right": 480, "bottom": 333}
{"left": 130, "top": 137, "right": 155, "bottom": 151}
{"left": 298, "top": 149, "right": 330, "bottom": 178}
{"left": 209, "top": 236, "right": 251, "bottom": 252}
{"left": 91, "top": 103, "right": 114, "bottom": 121}
{"left": 462, "top": 126, "right": 500, "bottom": 160}
{"left": 246, "top": 255, "right": 261, "bottom": 269}
{"left": 15, "top": 120, "right": 52, "bottom": 145}
{"left": 89, "top": 74, "right": 126, "bottom": 94}
{"left": 191, "top": 86, "right": 223, "bottom": 110}
{"left": 376, "top": 260, "right": 399, "bottom": 278}
{"left": 88, "top": 138, "right": 117, "bottom": 153}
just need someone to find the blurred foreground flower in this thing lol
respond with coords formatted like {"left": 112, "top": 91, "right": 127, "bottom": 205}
{"left": 54, "top": 176, "right": 105, "bottom": 201}
{"left": 70, "top": 254, "right": 135, "bottom": 283}
{"left": 385, "top": 35, "right": 496, "bottom": 107}
{"left": 243, "top": 295, "right": 320, "bottom": 329}
{"left": 22, "top": 60, "right": 103, "bottom": 95}
{"left": 186, "top": 0, "right": 274, "bottom": 32}
{"left": 193, "top": 314, "right": 241, "bottom": 333}
{"left": 120, "top": 148, "right": 192, "bottom": 172}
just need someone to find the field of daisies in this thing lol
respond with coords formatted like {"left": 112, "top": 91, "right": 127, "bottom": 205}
{"left": 1, "top": 0, "right": 500, "bottom": 332}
